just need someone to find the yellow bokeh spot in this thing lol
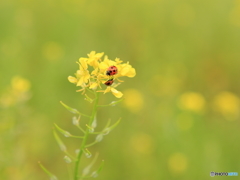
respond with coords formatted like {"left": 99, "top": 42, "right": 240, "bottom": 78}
{"left": 172, "top": 3, "right": 195, "bottom": 27}
{"left": 229, "top": 6, "right": 240, "bottom": 27}
{"left": 0, "top": 76, "right": 31, "bottom": 107}
{"left": 11, "top": 76, "right": 31, "bottom": 93}
{"left": 176, "top": 113, "right": 193, "bottom": 131}
{"left": 42, "top": 42, "right": 64, "bottom": 61}
{"left": 123, "top": 89, "right": 143, "bottom": 113}
{"left": 178, "top": 92, "right": 205, "bottom": 113}
{"left": 168, "top": 153, "right": 188, "bottom": 174}
{"left": 129, "top": 133, "right": 154, "bottom": 155}
{"left": 213, "top": 91, "right": 240, "bottom": 120}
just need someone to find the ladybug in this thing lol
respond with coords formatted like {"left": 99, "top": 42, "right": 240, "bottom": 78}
{"left": 106, "top": 66, "right": 118, "bottom": 76}
{"left": 104, "top": 78, "right": 114, "bottom": 86}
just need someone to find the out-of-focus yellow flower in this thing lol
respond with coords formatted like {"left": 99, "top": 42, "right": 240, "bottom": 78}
{"left": 178, "top": 92, "right": 205, "bottom": 113}
{"left": 68, "top": 51, "right": 136, "bottom": 98}
{"left": 168, "top": 153, "right": 188, "bottom": 174}
{"left": 123, "top": 89, "right": 143, "bottom": 113}
{"left": 212, "top": 91, "right": 240, "bottom": 120}
{"left": 11, "top": 76, "right": 31, "bottom": 93}
{"left": 0, "top": 76, "right": 31, "bottom": 107}
{"left": 42, "top": 42, "right": 64, "bottom": 61}
{"left": 129, "top": 133, "right": 155, "bottom": 155}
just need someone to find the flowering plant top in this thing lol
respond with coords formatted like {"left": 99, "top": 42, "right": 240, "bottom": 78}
{"left": 68, "top": 51, "right": 136, "bottom": 98}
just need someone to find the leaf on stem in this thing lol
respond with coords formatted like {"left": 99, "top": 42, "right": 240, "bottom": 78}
{"left": 98, "top": 98, "right": 124, "bottom": 107}
{"left": 60, "top": 101, "right": 80, "bottom": 114}
{"left": 86, "top": 124, "right": 94, "bottom": 133}
{"left": 38, "top": 162, "right": 58, "bottom": 180}
{"left": 91, "top": 160, "right": 105, "bottom": 178}
{"left": 103, "top": 118, "right": 121, "bottom": 135}
{"left": 109, "top": 98, "right": 124, "bottom": 106}
{"left": 82, "top": 153, "right": 99, "bottom": 177}
{"left": 54, "top": 123, "right": 84, "bottom": 138}
{"left": 54, "top": 123, "right": 72, "bottom": 137}
{"left": 53, "top": 130, "right": 67, "bottom": 152}
{"left": 85, "top": 94, "right": 93, "bottom": 103}
{"left": 83, "top": 148, "right": 92, "bottom": 158}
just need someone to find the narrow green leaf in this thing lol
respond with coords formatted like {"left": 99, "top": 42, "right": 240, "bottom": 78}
{"left": 54, "top": 123, "right": 72, "bottom": 137}
{"left": 91, "top": 160, "right": 105, "bottom": 178}
{"left": 82, "top": 153, "right": 98, "bottom": 176}
{"left": 85, "top": 94, "right": 93, "bottom": 103}
{"left": 38, "top": 162, "right": 58, "bottom": 180}
{"left": 60, "top": 101, "right": 79, "bottom": 114}
{"left": 86, "top": 124, "right": 94, "bottom": 133}
{"left": 53, "top": 130, "right": 66, "bottom": 152}
{"left": 60, "top": 101, "right": 91, "bottom": 118}
{"left": 109, "top": 98, "right": 124, "bottom": 106}
{"left": 97, "top": 98, "right": 124, "bottom": 107}
{"left": 103, "top": 118, "right": 121, "bottom": 135}
{"left": 83, "top": 148, "right": 92, "bottom": 158}
{"left": 54, "top": 123, "right": 84, "bottom": 138}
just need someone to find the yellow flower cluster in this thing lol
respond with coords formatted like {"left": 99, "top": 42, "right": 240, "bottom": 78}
{"left": 68, "top": 51, "right": 136, "bottom": 98}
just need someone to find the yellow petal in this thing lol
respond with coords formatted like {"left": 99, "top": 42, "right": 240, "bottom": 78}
{"left": 91, "top": 68, "right": 99, "bottom": 75}
{"left": 115, "top": 58, "right": 123, "bottom": 64}
{"left": 104, "top": 87, "right": 111, "bottom": 94}
{"left": 83, "top": 74, "right": 90, "bottom": 83}
{"left": 125, "top": 67, "right": 136, "bottom": 77}
{"left": 89, "top": 82, "right": 98, "bottom": 90}
{"left": 77, "top": 78, "right": 83, "bottom": 86}
{"left": 79, "top": 58, "right": 88, "bottom": 70}
{"left": 118, "top": 64, "right": 136, "bottom": 77}
{"left": 111, "top": 88, "right": 123, "bottom": 98}
{"left": 68, "top": 76, "right": 77, "bottom": 84}
{"left": 88, "top": 51, "right": 104, "bottom": 59}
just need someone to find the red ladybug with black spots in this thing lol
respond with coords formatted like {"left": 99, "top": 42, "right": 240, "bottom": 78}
{"left": 106, "top": 66, "right": 118, "bottom": 76}
{"left": 104, "top": 78, "right": 114, "bottom": 86}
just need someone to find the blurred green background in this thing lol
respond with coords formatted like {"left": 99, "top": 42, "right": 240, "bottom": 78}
{"left": 1, "top": 0, "right": 240, "bottom": 179}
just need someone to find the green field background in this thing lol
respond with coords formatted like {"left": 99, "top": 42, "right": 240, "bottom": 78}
{"left": 1, "top": 0, "right": 240, "bottom": 179}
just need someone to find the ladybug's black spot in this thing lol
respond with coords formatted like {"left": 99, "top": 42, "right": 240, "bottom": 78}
{"left": 113, "top": 70, "right": 116, "bottom": 72}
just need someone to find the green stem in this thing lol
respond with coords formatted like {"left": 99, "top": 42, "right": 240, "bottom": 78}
{"left": 74, "top": 92, "right": 100, "bottom": 180}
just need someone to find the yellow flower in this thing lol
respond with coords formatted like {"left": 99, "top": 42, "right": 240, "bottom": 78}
{"left": 73, "top": 58, "right": 90, "bottom": 86}
{"left": 87, "top": 51, "right": 104, "bottom": 68}
{"left": 68, "top": 76, "right": 77, "bottom": 84}
{"left": 100, "top": 86, "right": 123, "bottom": 98}
{"left": 98, "top": 57, "right": 136, "bottom": 79}
{"left": 98, "top": 56, "right": 117, "bottom": 73}
{"left": 89, "top": 82, "right": 98, "bottom": 90}
{"left": 68, "top": 51, "right": 136, "bottom": 98}
{"left": 115, "top": 62, "right": 136, "bottom": 78}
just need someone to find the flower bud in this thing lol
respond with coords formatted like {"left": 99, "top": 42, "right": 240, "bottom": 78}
{"left": 64, "top": 156, "right": 72, "bottom": 163}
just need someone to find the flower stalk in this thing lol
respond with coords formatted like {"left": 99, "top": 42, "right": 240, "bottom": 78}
{"left": 74, "top": 91, "right": 100, "bottom": 180}
{"left": 40, "top": 51, "right": 136, "bottom": 180}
